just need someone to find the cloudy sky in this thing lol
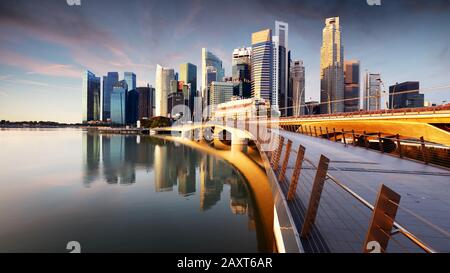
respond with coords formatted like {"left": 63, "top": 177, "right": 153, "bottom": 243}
{"left": 0, "top": 0, "right": 449, "bottom": 123}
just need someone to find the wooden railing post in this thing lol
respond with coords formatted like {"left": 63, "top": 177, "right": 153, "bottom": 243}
{"left": 352, "top": 130, "right": 356, "bottom": 146}
{"left": 309, "top": 126, "right": 313, "bottom": 136}
{"left": 300, "top": 125, "right": 304, "bottom": 134}
{"left": 342, "top": 129, "right": 347, "bottom": 146}
{"left": 420, "top": 137, "right": 429, "bottom": 164}
{"left": 272, "top": 137, "right": 285, "bottom": 171}
{"left": 364, "top": 131, "right": 369, "bottom": 149}
{"left": 314, "top": 126, "right": 318, "bottom": 137}
{"left": 326, "top": 127, "right": 330, "bottom": 140}
{"left": 363, "top": 184, "right": 401, "bottom": 253}
{"left": 301, "top": 155, "right": 330, "bottom": 238}
{"left": 279, "top": 140, "right": 293, "bottom": 182}
{"left": 287, "top": 145, "right": 306, "bottom": 201}
{"left": 320, "top": 127, "right": 323, "bottom": 138}
{"left": 333, "top": 128, "right": 338, "bottom": 142}
{"left": 396, "top": 134, "right": 403, "bottom": 158}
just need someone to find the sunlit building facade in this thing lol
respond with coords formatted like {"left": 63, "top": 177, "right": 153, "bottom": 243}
{"left": 232, "top": 47, "right": 252, "bottom": 98}
{"left": 364, "top": 73, "right": 382, "bottom": 111}
{"left": 202, "top": 48, "right": 225, "bottom": 111}
{"left": 82, "top": 70, "right": 101, "bottom": 123}
{"left": 320, "top": 17, "right": 345, "bottom": 114}
{"left": 251, "top": 29, "right": 273, "bottom": 103}
{"left": 155, "top": 65, "right": 175, "bottom": 117}
{"left": 209, "top": 82, "right": 234, "bottom": 118}
{"left": 180, "top": 63, "right": 197, "bottom": 116}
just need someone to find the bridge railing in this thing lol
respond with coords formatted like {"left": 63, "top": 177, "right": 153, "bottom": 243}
{"left": 281, "top": 124, "right": 450, "bottom": 169}
{"left": 267, "top": 134, "right": 439, "bottom": 253}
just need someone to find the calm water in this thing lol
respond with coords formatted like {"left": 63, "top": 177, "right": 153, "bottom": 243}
{"left": 0, "top": 129, "right": 269, "bottom": 253}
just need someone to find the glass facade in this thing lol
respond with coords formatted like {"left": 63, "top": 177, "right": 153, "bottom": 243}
{"left": 124, "top": 72, "right": 136, "bottom": 92}
{"left": 179, "top": 63, "right": 197, "bottom": 117}
{"left": 102, "top": 72, "right": 119, "bottom": 121}
{"left": 232, "top": 47, "right": 252, "bottom": 98}
{"left": 202, "top": 48, "right": 225, "bottom": 111}
{"left": 111, "top": 80, "right": 128, "bottom": 125}
{"left": 251, "top": 29, "right": 273, "bottom": 103}
{"left": 290, "top": 60, "right": 306, "bottom": 116}
{"left": 82, "top": 70, "right": 101, "bottom": 123}
{"left": 155, "top": 65, "right": 175, "bottom": 117}
{"left": 137, "top": 86, "right": 155, "bottom": 120}
{"left": 344, "top": 60, "right": 360, "bottom": 112}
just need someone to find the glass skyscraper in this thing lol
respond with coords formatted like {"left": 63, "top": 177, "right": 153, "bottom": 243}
{"left": 251, "top": 29, "right": 273, "bottom": 103}
{"left": 179, "top": 63, "right": 197, "bottom": 116}
{"left": 111, "top": 80, "right": 128, "bottom": 125}
{"left": 124, "top": 72, "right": 136, "bottom": 92}
{"left": 320, "top": 17, "right": 345, "bottom": 114}
{"left": 344, "top": 60, "right": 360, "bottom": 112}
{"left": 275, "top": 21, "right": 289, "bottom": 116}
{"left": 102, "top": 72, "right": 119, "bottom": 121}
{"left": 232, "top": 47, "right": 252, "bottom": 98}
{"left": 364, "top": 73, "right": 382, "bottom": 111}
{"left": 137, "top": 86, "right": 155, "bottom": 120}
{"left": 82, "top": 70, "right": 101, "bottom": 123}
{"left": 290, "top": 60, "right": 305, "bottom": 116}
{"left": 202, "top": 48, "right": 225, "bottom": 111}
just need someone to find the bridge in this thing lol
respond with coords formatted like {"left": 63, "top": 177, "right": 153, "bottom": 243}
{"left": 150, "top": 109, "right": 449, "bottom": 253}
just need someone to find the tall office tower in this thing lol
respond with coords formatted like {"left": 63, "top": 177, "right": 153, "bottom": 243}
{"left": 344, "top": 60, "right": 360, "bottom": 112}
{"left": 126, "top": 89, "right": 139, "bottom": 125}
{"left": 124, "top": 72, "right": 136, "bottom": 92}
{"left": 167, "top": 92, "right": 185, "bottom": 118}
{"left": 275, "top": 21, "right": 289, "bottom": 116}
{"left": 180, "top": 63, "right": 198, "bottom": 116}
{"left": 363, "top": 73, "right": 382, "bottom": 111}
{"left": 290, "top": 60, "right": 305, "bottom": 116}
{"left": 209, "top": 82, "right": 235, "bottom": 118}
{"left": 111, "top": 80, "right": 128, "bottom": 125}
{"left": 389, "top": 81, "right": 424, "bottom": 109}
{"left": 82, "top": 70, "right": 101, "bottom": 123}
{"left": 251, "top": 29, "right": 273, "bottom": 104}
{"left": 202, "top": 48, "right": 225, "bottom": 110}
{"left": 136, "top": 86, "right": 155, "bottom": 120}
{"left": 155, "top": 64, "right": 175, "bottom": 117}
{"left": 102, "top": 72, "right": 119, "bottom": 121}
{"left": 232, "top": 47, "right": 252, "bottom": 98}
{"left": 320, "top": 17, "right": 345, "bottom": 114}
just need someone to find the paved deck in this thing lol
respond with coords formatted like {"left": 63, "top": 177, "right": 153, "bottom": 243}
{"left": 277, "top": 130, "right": 450, "bottom": 253}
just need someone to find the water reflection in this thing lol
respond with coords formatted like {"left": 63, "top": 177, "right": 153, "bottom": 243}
{"left": 83, "top": 131, "right": 254, "bottom": 218}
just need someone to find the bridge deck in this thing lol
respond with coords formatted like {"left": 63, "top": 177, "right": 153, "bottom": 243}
{"left": 277, "top": 130, "right": 450, "bottom": 253}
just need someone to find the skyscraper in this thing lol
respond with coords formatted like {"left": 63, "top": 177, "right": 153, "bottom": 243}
{"left": 155, "top": 65, "right": 175, "bottom": 117}
{"left": 389, "top": 82, "right": 424, "bottom": 109}
{"left": 344, "top": 60, "right": 360, "bottom": 112}
{"left": 320, "top": 17, "right": 344, "bottom": 114}
{"left": 290, "top": 60, "right": 305, "bottom": 116}
{"left": 363, "top": 72, "right": 382, "bottom": 111}
{"left": 136, "top": 86, "right": 155, "bottom": 120}
{"left": 126, "top": 89, "right": 139, "bottom": 125}
{"left": 202, "top": 48, "right": 225, "bottom": 110}
{"left": 111, "top": 80, "right": 128, "bottom": 125}
{"left": 124, "top": 72, "right": 136, "bottom": 92}
{"left": 168, "top": 92, "right": 185, "bottom": 118}
{"left": 102, "top": 72, "right": 119, "bottom": 121}
{"left": 82, "top": 70, "right": 101, "bottom": 123}
{"left": 232, "top": 47, "right": 252, "bottom": 98}
{"left": 275, "top": 21, "right": 289, "bottom": 116}
{"left": 251, "top": 29, "right": 273, "bottom": 104}
{"left": 209, "top": 82, "right": 234, "bottom": 118}
{"left": 180, "top": 63, "right": 198, "bottom": 116}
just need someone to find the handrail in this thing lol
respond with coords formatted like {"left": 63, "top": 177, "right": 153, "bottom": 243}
{"left": 301, "top": 156, "right": 438, "bottom": 253}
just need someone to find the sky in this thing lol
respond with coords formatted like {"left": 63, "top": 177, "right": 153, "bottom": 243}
{"left": 0, "top": 0, "right": 449, "bottom": 123}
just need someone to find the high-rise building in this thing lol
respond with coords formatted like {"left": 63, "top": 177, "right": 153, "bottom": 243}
{"left": 320, "top": 17, "right": 344, "bottom": 114}
{"left": 180, "top": 63, "right": 197, "bottom": 116}
{"left": 111, "top": 80, "right": 128, "bottom": 125}
{"left": 251, "top": 29, "right": 273, "bottom": 104}
{"left": 274, "top": 21, "right": 289, "bottom": 116}
{"left": 136, "top": 86, "right": 155, "bottom": 120}
{"left": 126, "top": 89, "right": 139, "bottom": 125}
{"left": 363, "top": 73, "right": 382, "bottom": 111}
{"left": 290, "top": 60, "right": 305, "bottom": 116}
{"left": 232, "top": 47, "right": 252, "bottom": 98}
{"left": 102, "top": 72, "right": 119, "bottom": 121}
{"left": 168, "top": 92, "right": 185, "bottom": 118}
{"left": 209, "top": 82, "right": 234, "bottom": 117}
{"left": 155, "top": 65, "right": 175, "bottom": 117}
{"left": 389, "top": 82, "right": 424, "bottom": 109}
{"left": 344, "top": 60, "right": 360, "bottom": 112}
{"left": 124, "top": 72, "right": 136, "bottom": 92}
{"left": 202, "top": 49, "right": 225, "bottom": 111}
{"left": 82, "top": 70, "right": 101, "bottom": 123}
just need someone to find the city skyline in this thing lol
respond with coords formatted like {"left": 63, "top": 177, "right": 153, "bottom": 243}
{"left": 1, "top": 0, "right": 450, "bottom": 123}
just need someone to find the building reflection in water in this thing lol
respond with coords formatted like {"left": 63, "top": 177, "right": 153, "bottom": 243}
{"left": 82, "top": 131, "right": 256, "bottom": 226}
